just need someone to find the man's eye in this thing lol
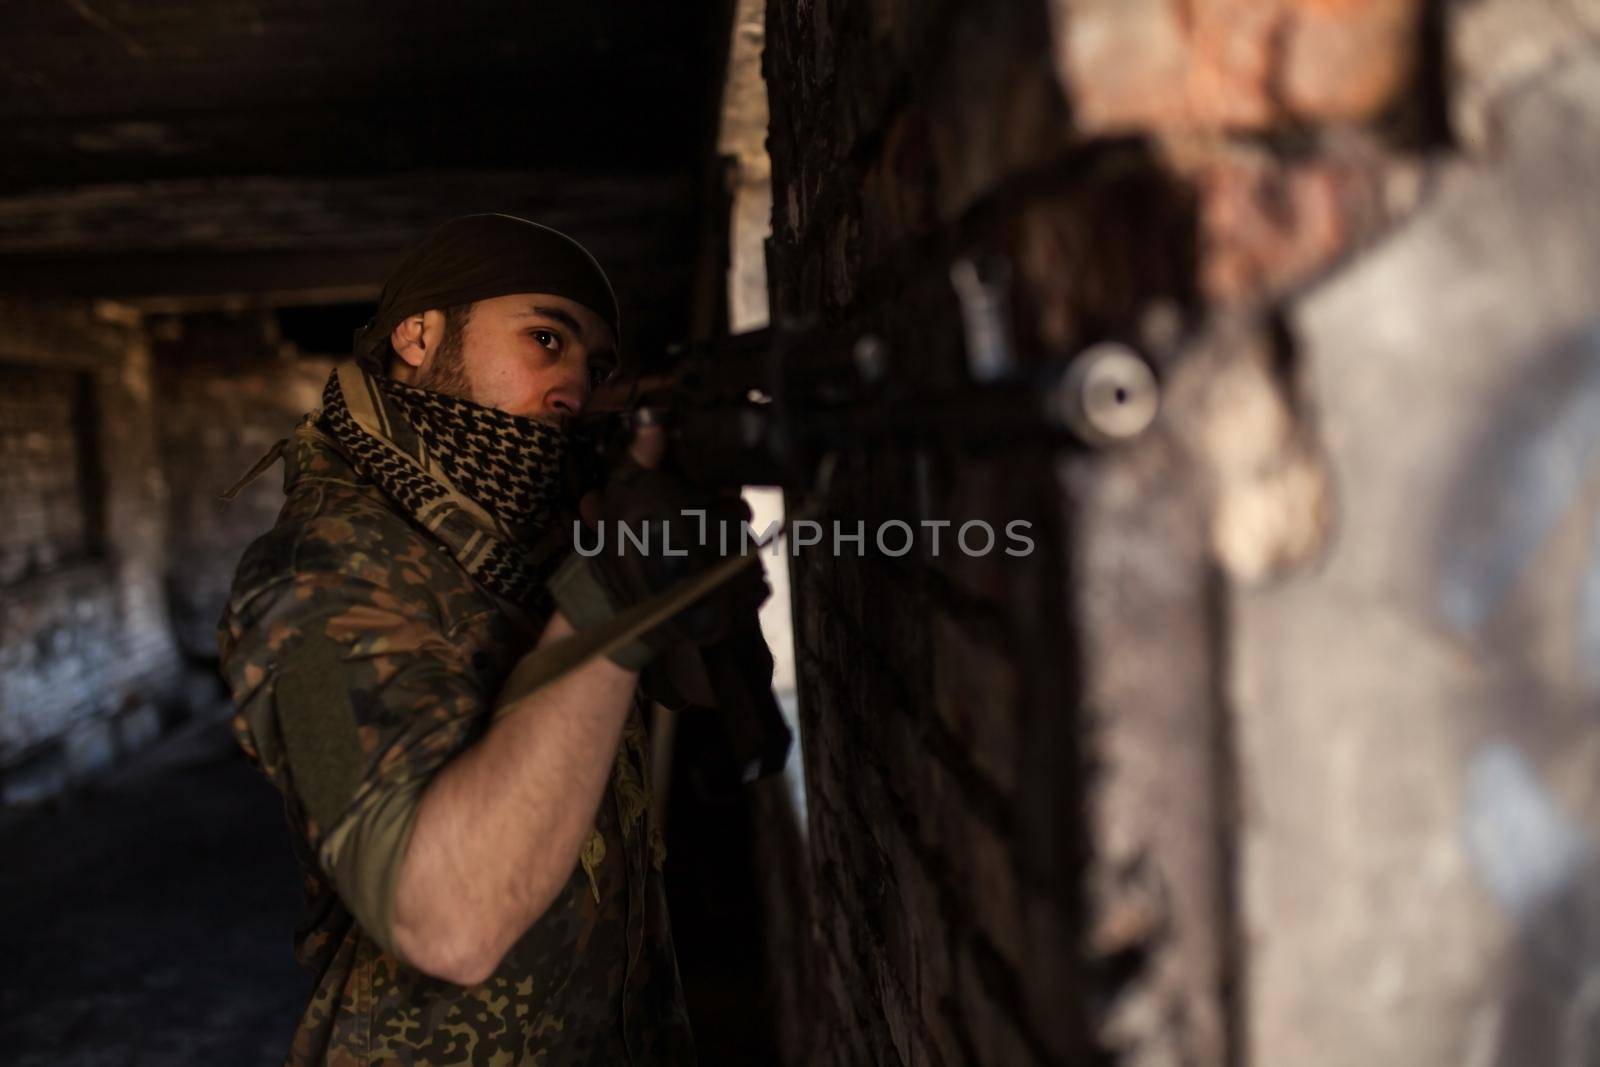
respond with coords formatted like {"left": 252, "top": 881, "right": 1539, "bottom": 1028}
{"left": 531, "top": 329, "right": 560, "bottom": 350}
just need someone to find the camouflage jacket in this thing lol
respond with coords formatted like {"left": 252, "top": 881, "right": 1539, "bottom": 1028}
{"left": 217, "top": 419, "right": 695, "bottom": 1065}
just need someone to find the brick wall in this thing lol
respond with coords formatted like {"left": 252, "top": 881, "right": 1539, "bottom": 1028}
{"left": 0, "top": 299, "right": 179, "bottom": 800}
{"left": 149, "top": 312, "right": 333, "bottom": 660}
{"left": 761, "top": 1, "right": 1600, "bottom": 1065}
{"left": 752, "top": 0, "right": 1600, "bottom": 1062}
{"left": 765, "top": 3, "right": 1130, "bottom": 1062}
{"left": 0, "top": 301, "right": 334, "bottom": 803}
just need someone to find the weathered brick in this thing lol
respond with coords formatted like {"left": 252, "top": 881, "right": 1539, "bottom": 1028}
{"left": 929, "top": 612, "right": 1019, "bottom": 797}
{"left": 0, "top": 299, "right": 181, "bottom": 782}
{"left": 64, "top": 717, "right": 116, "bottom": 780}
{"left": 953, "top": 941, "right": 1043, "bottom": 1066}
{"left": 1165, "top": 138, "right": 1408, "bottom": 305}
{"left": 1054, "top": 0, "right": 1423, "bottom": 134}
{"left": 770, "top": 0, "right": 1099, "bottom": 1055}
{"left": 150, "top": 312, "right": 333, "bottom": 658}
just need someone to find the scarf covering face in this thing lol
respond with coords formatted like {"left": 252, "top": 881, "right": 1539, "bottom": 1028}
{"left": 319, "top": 360, "right": 569, "bottom": 614}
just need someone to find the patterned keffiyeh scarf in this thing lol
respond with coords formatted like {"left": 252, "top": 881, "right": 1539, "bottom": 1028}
{"left": 318, "top": 360, "right": 571, "bottom": 616}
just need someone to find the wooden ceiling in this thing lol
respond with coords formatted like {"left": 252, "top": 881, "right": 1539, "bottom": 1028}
{"left": 0, "top": 0, "right": 736, "bottom": 359}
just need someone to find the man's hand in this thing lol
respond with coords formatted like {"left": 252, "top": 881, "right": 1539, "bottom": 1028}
{"left": 554, "top": 423, "right": 769, "bottom": 668}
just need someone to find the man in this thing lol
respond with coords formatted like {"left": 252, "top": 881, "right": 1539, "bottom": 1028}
{"left": 219, "top": 214, "right": 751, "bottom": 1064}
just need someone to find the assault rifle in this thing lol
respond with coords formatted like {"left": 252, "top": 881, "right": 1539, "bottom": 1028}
{"left": 585, "top": 269, "right": 1163, "bottom": 488}
{"left": 572, "top": 260, "right": 1164, "bottom": 797}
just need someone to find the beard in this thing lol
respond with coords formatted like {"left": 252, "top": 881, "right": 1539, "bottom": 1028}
{"left": 409, "top": 304, "right": 565, "bottom": 430}
{"left": 415, "top": 306, "right": 472, "bottom": 399}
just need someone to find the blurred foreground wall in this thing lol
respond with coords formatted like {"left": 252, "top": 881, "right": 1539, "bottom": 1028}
{"left": 763, "top": 0, "right": 1600, "bottom": 1063}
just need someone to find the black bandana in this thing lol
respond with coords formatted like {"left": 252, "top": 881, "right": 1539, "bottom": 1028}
{"left": 352, "top": 214, "right": 621, "bottom": 370}
{"left": 318, "top": 361, "right": 569, "bottom": 613}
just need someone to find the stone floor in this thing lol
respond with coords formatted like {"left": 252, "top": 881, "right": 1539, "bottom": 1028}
{"left": 0, "top": 721, "right": 304, "bottom": 1067}
{"left": 0, "top": 714, "right": 779, "bottom": 1066}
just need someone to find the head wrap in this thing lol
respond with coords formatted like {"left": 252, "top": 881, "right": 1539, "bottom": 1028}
{"left": 353, "top": 213, "right": 621, "bottom": 367}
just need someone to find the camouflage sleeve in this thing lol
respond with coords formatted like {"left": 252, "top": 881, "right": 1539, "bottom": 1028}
{"left": 219, "top": 563, "right": 487, "bottom": 959}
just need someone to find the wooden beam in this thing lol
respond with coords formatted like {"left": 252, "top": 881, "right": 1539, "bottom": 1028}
{"left": 0, "top": 172, "right": 694, "bottom": 255}
{"left": 0, "top": 172, "right": 695, "bottom": 302}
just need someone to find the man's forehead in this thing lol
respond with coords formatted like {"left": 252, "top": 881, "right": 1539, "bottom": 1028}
{"left": 494, "top": 293, "right": 613, "bottom": 341}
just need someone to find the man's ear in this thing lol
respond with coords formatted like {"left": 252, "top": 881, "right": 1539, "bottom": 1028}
{"left": 390, "top": 313, "right": 429, "bottom": 369}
